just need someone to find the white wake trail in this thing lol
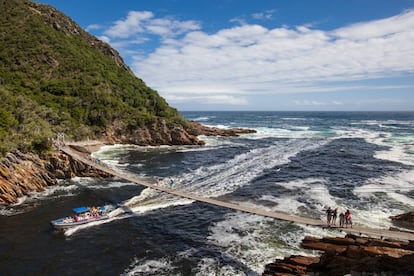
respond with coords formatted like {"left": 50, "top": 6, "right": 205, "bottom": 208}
{"left": 124, "top": 139, "right": 328, "bottom": 212}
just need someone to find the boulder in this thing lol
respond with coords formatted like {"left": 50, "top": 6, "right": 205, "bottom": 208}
{"left": 390, "top": 211, "right": 414, "bottom": 223}
{"left": 263, "top": 234, "right": 414, "bottom": 275}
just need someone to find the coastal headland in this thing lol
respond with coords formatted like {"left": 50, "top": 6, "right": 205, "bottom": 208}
{"left": 0, "top": 123, "right": 255, "bottom": 206}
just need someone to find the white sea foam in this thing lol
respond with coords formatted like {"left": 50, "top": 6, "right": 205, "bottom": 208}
{"left": 10, "top": 195, "right": 28, "bottom": 207}
{"left": 175, "top": 146, "right": 213, "bottom": 153}
{"left": 263, "top": 178, "right": 340, "bottom": 219}
{"left": 183, "top": 139, "right": 327, "bottom": 198}
{"left": 332, "top": 124, "right": 414, "bottom": 166}
{"left": 355, "top": 170, "right": 414, "bottom": 203}
{"left": 123, "top": 257, "right": 174, "bottom": 275}
{"left": 353, "top": 169, "right": 414, "bottom": 228}
{"left": 128, "top": 198, "right": 194, "bottom": 214}
{"left": 375, "top": 139, "right": 414, "bottom": 166}
{"left": 118, "top": 139, "right": 328, "bottom": 230}
{"left": 199, "top": 210, "right": 340, "bottom": 274}
{"left": 245, "top": 127, "right": 325, "bottom": 140}
{"left": 75, "top": 185, "right": 348, "bottom": 273}
{"left": 9, "top": 181, "right": 80, "bottom": 208}
{"left": 192, "top": 116, "right": 212, "bottom": 122}
{"left": 281, "top": 117, "right": 306, "bottom": 121}
{"left": 76, "top": 180, "right": 136, "bottom": 190}
{"left": 204, "top": 212, "right": 287, "bottom": 274}
{"left": 332, "top": 127, "right": 386, "bottom": 141}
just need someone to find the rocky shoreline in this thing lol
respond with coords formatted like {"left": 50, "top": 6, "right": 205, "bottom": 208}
{"left": 0, "top": 122, "right": 255, "bottom": 206}
{"left": 104, "top": 120, "right": 256, "bottom": 146}
{"left": 0, "top": 150, "right": 111, "bottom": 205}
{"left": 263, "top": 234, "right": 414, "bottom": 275}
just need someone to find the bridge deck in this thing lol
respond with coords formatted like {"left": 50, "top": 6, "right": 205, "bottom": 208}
{"left": 62, "top": 146, "right": 414, "bottom": 241}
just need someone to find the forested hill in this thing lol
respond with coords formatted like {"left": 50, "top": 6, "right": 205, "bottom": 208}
{"left": 0, "top": 0, "right": 196, "bottom": 156}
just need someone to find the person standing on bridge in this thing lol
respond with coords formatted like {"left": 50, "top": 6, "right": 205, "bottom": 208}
{"left": 332, "top": 208, "right": 338, "bottom": 225}
{"left": 339, "top": 211, "right": 345, "bottom": 227}
{"left": 326, "top": 207, "right": 332, "bottom": 226}
{"left": 345, "top": 209, "right": 352, "bottom": 228}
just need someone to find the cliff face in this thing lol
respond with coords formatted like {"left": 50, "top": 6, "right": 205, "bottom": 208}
{"left": 106, "top": 120, "right": 256, "bottom": 146}
{"left": 0, "top": 151, "right": 110, "bottom": 205}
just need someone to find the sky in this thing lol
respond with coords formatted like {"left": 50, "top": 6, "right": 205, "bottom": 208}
{"left": 36, "top": 0, "right": 414, "bottom": 111}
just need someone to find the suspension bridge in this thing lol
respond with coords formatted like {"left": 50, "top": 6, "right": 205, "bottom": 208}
{"left": 61, "top": 144, "right": 414, "bottom": 241}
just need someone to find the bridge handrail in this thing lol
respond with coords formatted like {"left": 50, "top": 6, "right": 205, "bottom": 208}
{"left": 61, "top": 145, "right": 414, "bottom": 241}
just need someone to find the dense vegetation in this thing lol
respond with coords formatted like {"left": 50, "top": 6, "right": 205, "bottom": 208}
{"left": 0, "top": 0, "right": 185, "bottom": 156}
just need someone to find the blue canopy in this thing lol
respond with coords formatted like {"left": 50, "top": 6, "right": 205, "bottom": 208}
{"left": 73, "top": 206, "right": 90, "bottom": 214}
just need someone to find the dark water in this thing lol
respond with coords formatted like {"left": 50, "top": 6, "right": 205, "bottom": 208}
{"left": 1, "top": 111, "right": 413, "bottom": 275}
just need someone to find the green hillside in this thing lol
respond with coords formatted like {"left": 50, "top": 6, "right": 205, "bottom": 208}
{"left": 0, "top": 0, "right": 186, "bottom": 155}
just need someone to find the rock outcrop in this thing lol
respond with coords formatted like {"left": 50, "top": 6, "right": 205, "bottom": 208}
{"left": 0, "top": 123, "right": 256, "bottom": 206}
{"left": 390, "top": 211, "right": 414, "bottom": 231}
{"left": 0, "top": 150, "right": 110, "bottom": 205}
{"left": 106, "top": 120, "right": 256, "bottom": 146}
{"left": 390, "top": 211, "right": 414, "bottom": 223}
{"left": 263, "top": 234, "right": 414, "bottom": 275}
{"left": 107, "top": 120, "right": 204, "bottom": 146}
{"left": 186, "top": 121, "right": 257, "bottom": 137}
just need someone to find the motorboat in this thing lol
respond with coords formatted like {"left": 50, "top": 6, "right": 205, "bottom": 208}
{"left": 50, "top": 206, "right": 110, "bottom": 230}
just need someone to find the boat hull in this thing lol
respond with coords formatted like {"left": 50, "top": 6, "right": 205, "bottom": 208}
{"left": 50, "top": 205, "right": 113, "bottom": 230}
{"left": 51, "top": 215, "right": 109, "bottom": 230}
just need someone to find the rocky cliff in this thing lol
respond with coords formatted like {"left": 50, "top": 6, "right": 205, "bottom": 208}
{"left": 0, "top": 122, "right": 256, "bottom": 206}
{"left": 263, "top": 234, "right": 414, "bottom": 275}
{"left": 0, "top": 150, "right": 110, "bottom": 205}
{"left": 106, "top": 120, "right": 257, "bottom": 146}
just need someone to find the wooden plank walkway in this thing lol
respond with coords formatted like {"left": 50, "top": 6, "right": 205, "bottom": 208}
{"left": 62, "top": 146, "right": 414, "bottom": 241}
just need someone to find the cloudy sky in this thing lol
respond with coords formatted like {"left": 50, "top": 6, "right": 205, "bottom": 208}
{"left": 38, "top": 0, "right": 414, "bottom": 111}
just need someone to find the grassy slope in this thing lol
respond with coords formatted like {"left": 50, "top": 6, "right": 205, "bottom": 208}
{"left": 0, "top": 0, "right": 185, "bottom": 155}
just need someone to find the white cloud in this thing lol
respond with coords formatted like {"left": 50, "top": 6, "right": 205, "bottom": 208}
{"left": 105, "top": 11, "right": 154, "bottom": 38}
{"left": 333, "top": 9, "right": 414, "bottom": 40}
{"left": 100, "top": 9, "right": 414, "bottom": 107}
{"left": 86, "top": 23, "right": 103, "bottom": 32}
{"left": 252, "top": 10, "right": 275, "bottom": 20}
{"left": 104, "top": 10, "right": 200, "bottom": 39}
{"left": 166, "top": 93, "right": 248, "bottom": 105}
{"left": 294, "top": 100, "right": 343, "bottom": 106}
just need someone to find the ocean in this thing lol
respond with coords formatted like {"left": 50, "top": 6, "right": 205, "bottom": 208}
{"left": 1, "top": 111, "right": 413, "bottom": 275}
